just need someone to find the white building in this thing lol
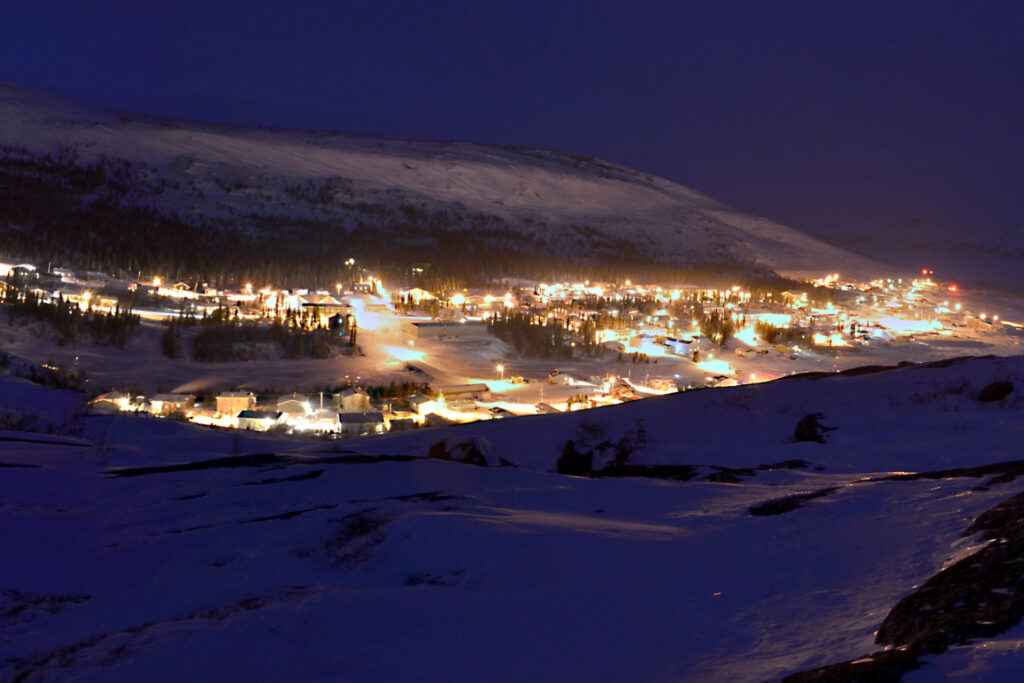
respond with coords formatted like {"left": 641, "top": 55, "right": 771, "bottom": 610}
{"left": 403, "top": 320, "right": 490, "bottom": 341}
{"left": 338, "top": 388, "right": 371, "bottom": 412}
{"left": 237, "top": 410, "right": 283, "bottom": 431}
{"left": 338, "top": 411, "right": 387, "bottom": 435}
{"left": 276, "top": 393, "right": 310, "bottom": 416}
{"left": 407, "top": 394, "right": 437, "bottom": 415}
{"left": 149, "top": 393, "right": 195, "bottom": 416}
{"left": 90, "top": 392, "right": 132, "bottom": 414}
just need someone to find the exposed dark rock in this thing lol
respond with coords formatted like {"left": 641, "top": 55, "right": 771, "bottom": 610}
{"left": 307, "top": 453, "right": 419, "bottom": 465}
{"left": 405, "top": 568, "right": 467, "bottom": 587}
{"left": 920, "top": 355, "right": 991, "bottom": 369}
{"left": 242, "top": 504, "right": 336, "bottom": 523}
{"left": 704, "top": 470, "right": 745, "bottom": 483}
{"left": 778, "top": 357, "right": 983, "bottom": 385}
{"left": 783, "top": 487, "right": 1024, "bottom": 681}
{"left": 756, "top": 459, "right": 810, "bottom": 471}
{"left": 704, "top": 460, "right": 810, "bottom": 483}
{"left": 0, "top": 589, "right": 90, "bottom": 627}
{"left": 597, "top": 464, "right": 698, "bottom": 481}
{"left": 390, "top": 491, "right": 459, "bottom": 503}
{"left": 839, "top": 364, "right": 900, "bottom": 377}
{"left": 108, "top": 453, "right": 288, "bottom": 477}
{"left": 793, "top": 413, "right": 836, "bottom": 443}
{"left": 321, "top": 510, "right": 392, "bottom": 566}
{"left": 345, "top": 490, "right": 460, "bottom": 504}
{"left": 781, "top": 648, "right": 920, "bottom": 682}
{"left": 428, "top": 436, "right": 507, "bottom": 467}
{"left": 875, "top": 503, "right": 1024, "bottom": 652}
{"left": 977, "top": 380, "right": 1013, "bottom": 402}
{"left": 243, "top": 469, "right": 325, "bottom": 485}
{"left": 872, "top": 459, "right": 1024, "bottom": 490}
{"left": 748, "top": 487, "right": 839, "bottom": 516}
{"left": 964, "top": 489, "right": 1024, "bottom": 539}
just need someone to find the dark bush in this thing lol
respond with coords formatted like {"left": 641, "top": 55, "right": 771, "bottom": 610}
{"left": 977, "top": 380, "right": 1013, "bottom": 403}
{"left": 556, "top": 440, "right": 592, "bottom": 475}
{"left": 793, "top": 413, "right": 835, "bottom": 443}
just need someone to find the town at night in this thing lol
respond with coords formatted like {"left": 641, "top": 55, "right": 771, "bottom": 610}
{"left": 3, "top": 3, "right": 1024, "bottom": 681}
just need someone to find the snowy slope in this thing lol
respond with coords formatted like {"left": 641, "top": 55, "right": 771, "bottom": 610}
{"left": 3, "top": 356, "right": 1024, "bottom": 681}
{"left": 308, "top": 355, "right": 1024, "bottom": 475}
{"left": 0, "top": 82, "right": 884, "bottom": 280}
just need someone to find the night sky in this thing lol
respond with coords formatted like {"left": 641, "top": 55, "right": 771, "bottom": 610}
{"left": 2, "top": 1, "right": 1022, "bottom": 250}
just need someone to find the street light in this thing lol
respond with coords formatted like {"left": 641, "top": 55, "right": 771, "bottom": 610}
{"left": 496, "top": 364, "right": 504, "bottom": 380}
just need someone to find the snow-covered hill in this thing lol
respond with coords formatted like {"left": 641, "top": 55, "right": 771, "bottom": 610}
{"left": 0, "top": 82, "right": 884, "bottom": 282}
{"left": 3, "top": 355, "right": 1024, "bottom": 680}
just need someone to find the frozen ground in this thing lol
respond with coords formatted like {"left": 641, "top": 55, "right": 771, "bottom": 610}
{"left": 3, "top": 355, "right": 1024, "bottom": 681}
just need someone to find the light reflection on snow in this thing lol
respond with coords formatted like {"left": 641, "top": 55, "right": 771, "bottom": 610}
{"left": 386, "top": 345, "right": 424, "bottom": 362}
{"left": 696, "top": 359, "right": 734, "bottom": 375}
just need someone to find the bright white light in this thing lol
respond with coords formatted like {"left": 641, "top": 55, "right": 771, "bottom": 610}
{"left": 734, "top": 326, "right": 759, "bottom": 346}
{"left": 876, "top": 317, "right": 942, "bottom": 334}
{"left": 813, "top": 332, "right": 849, "bottom": 347}
{"left": 696, "top": 359, "right": 734, "bottom": 375}
{"left": 386, "top": 346, "right": 424, "bottom": 362}
{"left": 349, "top": 299, "right": 381, "bottom": 330}
{"left": 755, "top": 313, "right": 792, "bottom": 327}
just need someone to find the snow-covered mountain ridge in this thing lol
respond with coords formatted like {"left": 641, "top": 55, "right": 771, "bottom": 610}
{"left": 0, "top": 82, "right": 884, "bottom": 282}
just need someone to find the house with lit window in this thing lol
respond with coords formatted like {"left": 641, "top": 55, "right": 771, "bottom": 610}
{"left": 237, "top": 410, "right": 284, "bottom": 431}
{"left": 338, "top": 388, "right": 371, "bottom": 412}
{"left": 276, "top": 393, "right": 310, "bottom": 416}
{"left": 148, "top": 393, "right": 195, "bottom": 416}
{"left": 338, "top": 410, "right": 388, "bottom": 435}
{"left": 216, "top": 391, "right": 256, "bottom": 416}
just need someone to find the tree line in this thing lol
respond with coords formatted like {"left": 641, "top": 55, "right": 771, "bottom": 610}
{"left": 0, "top": 145, "right": 802, "bottom": 290}
{"left": 161, "top": 308, "right": 350, "bottom": 362}
{"left": 3, "top": 285, "right": 139, "bottom": 348}
{"left": 486, "top": 310, "right": 602, "bottom": 359}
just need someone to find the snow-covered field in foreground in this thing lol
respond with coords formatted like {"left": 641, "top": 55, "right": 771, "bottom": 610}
{"left": 3, "top": 355, "right": 1024, "bottom": 681}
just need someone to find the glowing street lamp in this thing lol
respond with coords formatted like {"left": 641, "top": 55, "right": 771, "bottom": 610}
{"left": 496, "top": 364, "right": 504, "bottom": 380}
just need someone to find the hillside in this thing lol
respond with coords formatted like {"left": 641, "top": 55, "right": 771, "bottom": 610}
{"left": 0, "top": 82, "right": 884, "bottom": 285}
{"left": 3, "top": 355, "right": 1024, "bottom": 680}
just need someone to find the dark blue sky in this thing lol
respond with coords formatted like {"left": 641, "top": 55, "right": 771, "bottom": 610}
{"left": 2, "top": 1, "right": 1022, "bottom": 247}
